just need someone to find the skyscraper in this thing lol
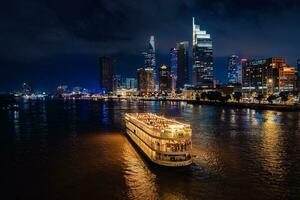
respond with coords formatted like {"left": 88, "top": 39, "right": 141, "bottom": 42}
{"left": 142, "top": 36, "right": 157, "bottom": 87}
{"left": 238, "top": 58, "right": 248, "bottom": 84}
{"left": 170, "top": 47, "right": 177, "bottom": 89}
{"left": 137, "top": 67, "right": 154, "bottom": 96}
{"left": 297, "top": 59, "right": 300, "bottom": 90}
{"left": 143, "top": 36, "right": 156, "bottom": 68}
{"left": 159, "top": 65, "right": 172, "bottom": 94}
{"left": 99, "top": 56, "right": 113, "bottom": 93}
{"left": 176, "top": 41, "right": 189, "bottom": 90}
{"left": 192, "top": 17, "right": 214, "bottom": 88}
{"left": 227, "top": 55, "right": 239, "bottom": 84}
{"left": 112, "top": 74, "right": 122, "bottom": 92}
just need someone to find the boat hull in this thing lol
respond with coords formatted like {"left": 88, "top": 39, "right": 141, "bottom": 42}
{"left": 125, "top": 126, "right": 192, "bottom": 167}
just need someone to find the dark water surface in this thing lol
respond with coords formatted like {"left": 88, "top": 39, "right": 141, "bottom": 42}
{"left": 1, "top": 100, "right": 300, "bottom": 200}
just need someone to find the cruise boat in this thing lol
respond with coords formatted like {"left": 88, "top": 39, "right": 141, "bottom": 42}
{"left": 124, "top": 113, "right": 192, "bottom": 167}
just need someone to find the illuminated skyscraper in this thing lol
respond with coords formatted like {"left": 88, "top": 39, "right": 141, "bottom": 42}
{"left": 142, "top": 36, "right": 157, "bottom": 88}
{"left": 170, "top": 48, "right": 177, "bottom": 84}
{"left": 227, "top": 55, "right": 239, "bottom": 84}
{"left": 238, "top": 58, "right": 248, "bottom": 84}
{"left": 297, "top": 59, "right": 300, "bottom": 90}
{"left": 192, "top": 17, "right": 214, "bottom": 87}
{"left": 137, "top": 67, "right": 154, "bottom": 96}
{"left": 143, "top": 36, "right": 156, "bottom": 68}
{"left": 99, "top": 56, "right": 113, "bottom": 93}
{"left": 159, "top": 65, "right": 172, "bottom": 94}
{"left": 176, "top": 41, "right": 189, "bottom": 90}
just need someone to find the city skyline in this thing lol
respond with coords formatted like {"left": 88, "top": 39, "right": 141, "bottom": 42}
{"left": 1, "top": 0, "right": 300, "bottom": 92}
{"left": 2, "top": 2, "right": 300, "bottom": 199}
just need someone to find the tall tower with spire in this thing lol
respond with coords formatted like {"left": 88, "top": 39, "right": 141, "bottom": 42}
{"left": 143, "top": 35, "right": 156, "bottom": 68}
{"left": 192, "top": 17, "right": 214, "bottom": 87}
{"left": 143, "top": 35, "right": 157, "bottom": 90}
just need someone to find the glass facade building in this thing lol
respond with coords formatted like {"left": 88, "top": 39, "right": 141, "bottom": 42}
{"left": 126, "top": 78, "right": 137, "bottom": 89}
{"left": 192, "top": 17, "right": 214, "bottom": 87}
{"left": 227, "top": 55, "right": 239, "bottom": 84}
{"left": 241, "top": 57, "right": 296, "bottom": 95}
{"left": 170, "top": 48, "right": 177, "bottom": 85}
{"left": 176, "top": 41, "right": 189, "bottom": 90}
{"left": 142, "top": 36, "right": 157, "bottom": 89}
{"left": 297, "top": 59, "right": 300, "bottom": 90}
{"left": 99, "top": 56, "right": 113, "bottom": 93}
{"left": 158, "top": 65, "right": 172, "bottom": 94}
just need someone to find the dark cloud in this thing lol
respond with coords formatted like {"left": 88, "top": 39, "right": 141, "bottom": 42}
{"left": 1, "top": 0, "right": 300, "bottom": 91}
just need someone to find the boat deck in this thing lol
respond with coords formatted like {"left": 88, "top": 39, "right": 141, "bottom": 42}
{"left": 126, "top": 113, "right": 190, "bottom": 133}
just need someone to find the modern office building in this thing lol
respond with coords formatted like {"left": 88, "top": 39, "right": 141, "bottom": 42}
{"left": 176, "top": 41, "right": 189, "bottom": 90}
{"left": 238, "top": 58, "right": 248, "bottom": 84}
{"left": 158, "top": 65, "right": 173, "bottom": 94}
{"left": 242, "top": 57, "right": 289, "bottom": 95}
{"left": 112, "top": 74, "right": 122, "bottom": 92}
{"left": 137, "top": 67, "right": 154, "bottom": 95}
{"left": 170, "top": 47, "right": 177, "bottom": 89}
{"left": 297, "top": 59, "right": 300, "bottom": 90}
{"left": 126, "top": 78, "right": 137, "bottom": 89}
{"left": 99, "top": 56, "right": 113, "bottom": 93}
{"left": 192, "top": 17, "right": 214, "bottom": 88}
{"left": 227, "top": 55, "right": 239, "bottom": 84}
{"left": 279, "top": 66, "right": 297, "bottom": 92}
{"left": 143, "top": 35, "right": 156, "bottom": 68}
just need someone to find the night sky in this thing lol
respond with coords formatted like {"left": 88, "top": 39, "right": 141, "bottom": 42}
{"left": 1, "top": 0, "right": 300, "bottom": 92}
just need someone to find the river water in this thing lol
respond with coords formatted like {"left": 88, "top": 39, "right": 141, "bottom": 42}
{"left": 1, "top": 99, "right": 300, "bottom": 200}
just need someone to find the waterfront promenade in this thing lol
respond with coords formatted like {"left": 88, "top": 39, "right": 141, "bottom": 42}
{"left": 85, "top": 96, "right": 300, "bottom": 112}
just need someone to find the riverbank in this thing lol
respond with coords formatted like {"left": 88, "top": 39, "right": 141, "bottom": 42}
{"left": 132, "top": 97, "right": 300, "bottom": 111}
{"left": 8, "top": 96, "right": 300, "bottom": 112}
{"left": 186, "top": 100, "right": 300, "bottom": 112}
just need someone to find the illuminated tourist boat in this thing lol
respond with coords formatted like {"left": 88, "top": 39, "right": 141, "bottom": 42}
{"left": 124, "top": 113, "right": 192, "bottom": 167}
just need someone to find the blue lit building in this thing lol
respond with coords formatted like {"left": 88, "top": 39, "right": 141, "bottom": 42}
{"left": 227, "top": 55, "right": 239, "bottom": 84}
{"left": 170, "top": 48, "right": 177, "bottom": 83}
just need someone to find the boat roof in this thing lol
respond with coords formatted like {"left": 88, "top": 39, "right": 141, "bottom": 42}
{"left": 126, "top": 113, "right": 190, "bottom": 131}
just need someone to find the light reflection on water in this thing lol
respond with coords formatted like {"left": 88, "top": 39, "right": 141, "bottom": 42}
{"left": 0, "top": 100, "right": 300, "bottom": 200}
{"left": 122, "top": 139, "right": 159, "bottom": 200}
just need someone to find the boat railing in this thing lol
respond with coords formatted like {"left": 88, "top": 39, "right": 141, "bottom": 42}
{"left": 155, "top": 153, "right": 192, "bottom": 162}
{"left": 149, "top": 141, "right": 192, "bottom": 153}
{"left": 160, "top": 129, "right": 192, "bottom": 138}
